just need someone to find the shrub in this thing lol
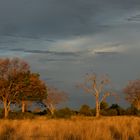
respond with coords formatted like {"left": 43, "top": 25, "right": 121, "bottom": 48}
{"left": 125, "top": 105, "right": 140, "bottom": 116}
{"left": 8, "top": 112, "right": 35, "bottom": 120}
{"left": 100, "top": 101, "right": 109, "bottom": 110}
{"left": 109, "top": 104, "right": 126, "bottom": 116}
{"left": 106, "top": 109, "right": 118, "bottom": 116}
{"left": 53, "top": 107, "right": 73, "bottom": 118}
{"left": 79, "top": 104, "right": 92, "bottom": 116}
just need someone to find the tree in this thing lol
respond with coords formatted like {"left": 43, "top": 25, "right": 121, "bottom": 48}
{"left": 109, "top": 104, "right": 125, "bottom": 115}
{"left": 0, "top": 58, "right": 29, "bottom": 118}
{"left": 79, "top": 104, "right": 92, "bottom": 116}
{"left": 124, "top": 80, "right": 140, "bottom": 110}
{"left": 78, "top": 73, "right": 114, "bottom": 118}
{"left": 100, "top": 101, "right": 109, "bottom": 110}
{"left": 43, "top": 87, "right": 68, "bottom": 115}
{"left": 19, "top": 72, "right": 47, "bottom": 113}
{"left": 0, "top": 58, "right": 47, "bottom": 118}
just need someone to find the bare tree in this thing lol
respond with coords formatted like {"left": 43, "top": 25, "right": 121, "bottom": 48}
{"left": 124, "top": 79, "right": 140, "bottom": 110}
{"left": 78, "top": 73, "right": 114, "bottom": 118}
{"left": 43, "top": 87, "right": 68, "bottom": 115}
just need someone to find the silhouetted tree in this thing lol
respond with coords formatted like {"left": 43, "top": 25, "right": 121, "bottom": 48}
{"left": 109, "top": 104, "right": 125, "bottom": 115}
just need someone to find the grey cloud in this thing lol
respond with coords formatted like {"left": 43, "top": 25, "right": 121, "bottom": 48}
{"left": 0, "top": 47, "right": 80, "bottom": 56}
{"left": 127, "top": 14, "right": 140, "bottom": 22}
{"left": 94, "top": 52, "right": 119, "bottom": 55}
{"left": 38, "top": 58, "right": 76, "bottom": 62}
{"left": 0, "top": 0, "right": 140, "bottom": 39}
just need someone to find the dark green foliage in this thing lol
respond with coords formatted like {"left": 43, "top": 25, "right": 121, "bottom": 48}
{"left": 106, "top": 109, "right": 118, "bottom": 116}
{"left": 53, "top": 107, "right": 73, "bottom": 118}
{"left": 125, "top": 105, "right": 140, "bottom": 116}
{"left": 109, "top": 104, "right": 126, "bottom": 115}
{"left": 33, "top": 110, "right": 47, "bottom": 115}
{"left": 8, "top": 112, "right": 35, "bottom": 120}
{"left": 100, "top": 101, "right": 109, "bottom": 110}
{"left": 79, "top": 104, "right": 92, "bottom": 116}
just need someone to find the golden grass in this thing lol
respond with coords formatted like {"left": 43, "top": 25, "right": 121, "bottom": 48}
{"left": 0, "top": 116, "right": 140, "bottom": 140}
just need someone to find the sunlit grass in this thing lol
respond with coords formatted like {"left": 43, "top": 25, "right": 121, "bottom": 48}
{"left": 0, "top": 116, "right": 140, "bottom": 140}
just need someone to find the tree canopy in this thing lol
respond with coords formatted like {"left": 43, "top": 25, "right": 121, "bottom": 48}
{"left": 124, "top": 79, "right": 140, "bottom": 110}
{"left": 0, "top": 58, "right": 47, "bottom": 117}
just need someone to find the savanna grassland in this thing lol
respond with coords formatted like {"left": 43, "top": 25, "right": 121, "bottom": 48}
{"left": 0, "top": 116, "right": 140, "bottom": 140}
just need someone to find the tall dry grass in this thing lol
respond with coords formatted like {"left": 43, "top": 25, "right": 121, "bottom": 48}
{"left": 0, "top": 116, "right": 140, "bottom": 140}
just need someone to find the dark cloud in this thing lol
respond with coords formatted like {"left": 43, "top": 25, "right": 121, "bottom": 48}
{"left": 0, "top": 0, "right": 140, "bottom": 39}
{"left": 94, "top": 52, "right": 119, "bottom": 55}
{"left": 0, "top": 47, "right": 80, "bottom": 56}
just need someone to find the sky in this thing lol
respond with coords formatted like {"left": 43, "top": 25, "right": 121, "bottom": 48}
{"left": 0, "top": 0, "right": 140, "bottom": 109}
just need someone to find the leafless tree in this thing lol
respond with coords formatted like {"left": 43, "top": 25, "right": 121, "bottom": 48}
{"left": 78, "top": 73, "right": 114, "bottom": 117}
{"left": 43, "top": 87, "right": 68, "bottom": 115}
{"left": 124, "top": 79, "right": 140, "bottom": 110}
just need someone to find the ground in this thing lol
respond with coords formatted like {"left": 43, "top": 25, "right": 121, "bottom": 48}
{"left": 0, "top": 116, "right": 139, "bottom": 140}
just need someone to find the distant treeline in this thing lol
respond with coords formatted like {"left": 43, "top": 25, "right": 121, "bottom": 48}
{"left": 0, "top": 102, "right": 139, "bottom": 119}
{"left": 0, "top": 57, "right": 140, "bottom": 119}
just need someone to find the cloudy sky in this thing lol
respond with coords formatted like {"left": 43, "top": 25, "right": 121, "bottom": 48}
{"left": 0, "top": 0, "right": 140, "bottom": 108}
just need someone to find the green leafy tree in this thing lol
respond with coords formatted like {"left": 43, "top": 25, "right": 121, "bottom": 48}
{"left": 19, "top": 72, "right": 47, "bottom": 113}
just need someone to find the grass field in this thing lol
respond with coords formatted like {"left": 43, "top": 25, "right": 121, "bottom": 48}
{"left": 0, "top": 116, "right": 140, "bottom": 140}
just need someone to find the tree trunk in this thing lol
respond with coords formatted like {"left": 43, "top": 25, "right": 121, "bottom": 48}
{"left": 95, "top": 95, "right": 100, "bottom": 118}
{"left": 49, "top": 104, "right": 55, "bottom": 115}
{"left": 22, "top": 100, "right": 26, "bottom": 113}
{"left": 3, "top": 99, "right": 9, "bottom": 118}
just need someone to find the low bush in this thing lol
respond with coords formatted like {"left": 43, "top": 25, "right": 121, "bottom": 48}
{"left": 53, "top": 107, "right": 73, "bottom": 118}
{"left": 8, "top": 112, "right": 35, "bottom": 120}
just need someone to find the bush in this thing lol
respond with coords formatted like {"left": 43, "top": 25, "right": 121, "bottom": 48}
{"left": 100, "top": 109, "right": 109, "bottom": 116}
{"left": 33, "top": 110, "right": 47, "bottom": 115}
{"left": 8, "top": 112, "right": 35, "bottom": 119}
{"left": 109, "top": 104, "right": 126, "bottom": 116}
{"left": 90, "top": 109, "right": 96, "bottom": 116}
{"left": 125, "top": 106, "right": 140, "bottom": 116}
{"left": 100, "top": 101, "right": 109, "bottom": 110}
{"left": 106, "top": 109, "right": 118, "bottom": 116}
{"left": 79, "top": 104, "right": 92, "bottom": 116}
{"left": 53, "top": 107, "right": 73, "bottom": 118}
